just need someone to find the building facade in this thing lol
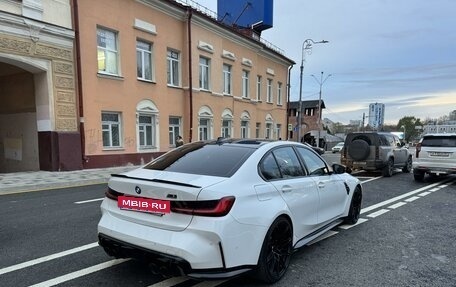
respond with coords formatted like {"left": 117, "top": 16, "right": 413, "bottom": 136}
{"left": 75, "top": 0, "right": 294, "bottom": 169}
{"left": 368, "top": 102, "right": 385, "bottom": 129}
{"left": 0, "top": 0, "right": 78, "bottom": 172}
{"left": 287, "top": 100, "right": 325, "bottom": 145}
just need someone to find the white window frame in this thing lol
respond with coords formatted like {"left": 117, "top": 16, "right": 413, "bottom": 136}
{"left": 97, "top": 27, "right": 119, "bottom": 75}
{"left": 138, "top": 113, "right": 156, "bottom": 149}
{"left": 256, "top": 75, "right": 262, "bottom": 101}
{"left": 265, "top": 122, "right": 273, "bottom": 139}
{"left": 102, "top": 112, "right": 122, "bottom": 148}
{"left": 242, "top": 70, "right": 250, "bottom": 98}
{"left": 256, "top": 122, "right": 261, "bottom": 138}
{"left": 199, "top": 56, "right": 210, "bottom": 90}
{"left": 199, "top": 118, "right": 211, "bottom": 140}
{"left": 241, "top": 120, "right": 249, "bottom": 138}
{"left": 223, "top": 63, "right": 232, "bottom": 95}
{"left": 267, "top": 79, "right": 273, "bottom": 103}
{"left": 169, "top": 116, "right": 181, "bottom": 146}
{"left": 277, "top": 82, "right": 283, "bottom": 105}
{"left": 167, "top": 49, "right": 180, "bottom": 86}
{"left": 276, "top": 124, "right": 282, "bottom": 140}
{"left": 136, "top": 39, "right": 153, "bottom": 81}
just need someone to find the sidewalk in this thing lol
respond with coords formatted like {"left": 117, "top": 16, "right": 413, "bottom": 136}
{"left": 0, "top": 166, "right": 138, "bottom": 195}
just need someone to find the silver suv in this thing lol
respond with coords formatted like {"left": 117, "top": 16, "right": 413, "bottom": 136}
{"left": 412, "top": 133, "right": 456, "bottom": 181}
{"left": 341, "top": 132, "right": 413, "bottom": 177}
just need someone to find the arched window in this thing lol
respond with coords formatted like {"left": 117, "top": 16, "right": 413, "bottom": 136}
{"left": 240, "top": 111, "right": 251, "bottom": 139}
{"left": 221, "top": 108, "right": 233, "bottom": 138}
{"left": 136, "top": 100, "right": 159, "bottom": 150}
{"left": 198, "top": 106, "right": 213, "bottom": 140}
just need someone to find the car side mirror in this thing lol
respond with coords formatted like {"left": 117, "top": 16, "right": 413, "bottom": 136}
{"left": 332, "top": 163, "right": 346, "bottom": 174}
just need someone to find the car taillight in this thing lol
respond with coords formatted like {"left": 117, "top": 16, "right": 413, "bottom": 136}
{"left": 416, "top": 143, "right": 421, "bottom": 158}
{"left": 171, "top": 196, "right": 235, "bottom": 217}
{"left": 105, "top": 187, "right": 124, "bottom": 200}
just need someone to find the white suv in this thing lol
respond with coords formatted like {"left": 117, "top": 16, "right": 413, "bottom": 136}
{"left": 413, "top": 133, "right": 456, "bottom": 181}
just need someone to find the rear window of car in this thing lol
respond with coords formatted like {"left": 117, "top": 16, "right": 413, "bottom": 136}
{"left": 144, "top": 142, "right": 255, "bottom": 177}
{"left": 421, "top": 136, "right": 456, "bottom": 147}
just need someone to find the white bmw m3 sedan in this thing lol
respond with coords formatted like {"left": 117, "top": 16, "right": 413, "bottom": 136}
{"left": 98, "top": 138, "right": 362, "bottom": 283}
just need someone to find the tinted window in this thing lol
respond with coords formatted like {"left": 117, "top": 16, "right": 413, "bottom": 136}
{"left": 259, "top": 153, "right": 281, "bottom": 180}
{"left": 421, "top": 136, "right": 456, "bottom": 147}
{"left": 144, "top": 142, "right": 254, "bottom": 177}
{"left": 272, "top": 147, "right": 305, "bottom": 178}
{"left": 296, "top": 147, "right": 328, "bottom": 176}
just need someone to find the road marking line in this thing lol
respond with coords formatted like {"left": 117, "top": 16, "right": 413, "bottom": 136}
{"left": 361, "top": 179, "right": 452, "bottom": 214}
{"left": 75, "top": 198, "right": 104, "bottom": 204}
{"left": 429, "top": 188, "right": 439, "bottom": 192}
{"left": 0, "top": 242, "right": 98, "bottom": 275}
{"left": 388, "top": 202, "right": 407, "bottom": 209}
{"left": 147, "top": 277, "right": 189, "bottom": 287}
{"left": 418, "top": 192, "right": 432, "bottom": 197}
{"left": 28, "top": 258, "right": 129, "bottom": 287}
{"left": 367, "top": 209, "right": 390, "bottom": 218}
{"left": 405, "top": 196, "right": 420, "bottom": 202}
{"left": 361, "top": 176, "right": 383, "bottom": 183}
{"left": 338, "top": 218, "right": 369, "bottom": 230}
{"left": 439, "top": 184, "right": 448, "bottom": 188}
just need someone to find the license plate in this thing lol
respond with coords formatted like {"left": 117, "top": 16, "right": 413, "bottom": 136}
{"left": 353, "top": 161, "right": 366, "bottom": 165}
{"left": 118, "top": 196, "right": 170, "bottom": 214}
{"left": 429, "top": 152, "right": 450, "bottom": 157}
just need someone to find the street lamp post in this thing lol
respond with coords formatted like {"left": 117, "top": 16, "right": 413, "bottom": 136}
{"left": 297, "top": 39, "right": 328, "bottom": 143}
{"left": 311, "top": 71, "right": 332, "bottom": 148}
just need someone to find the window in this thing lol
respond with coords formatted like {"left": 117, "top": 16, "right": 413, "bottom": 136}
{"left": 167, "top": 49, "right": 180, "bottom": 86}
{"left": 276, "top": 124, "right": 282, "bottom": 140}
{"left": 223, "top": 64, "right": 232, "bottom": 95}
{"left": 296, "top": 147, "right": 328, "bottom": 176}
{"left": 305, "top": 108, "right": 314, "bottom": 116}
{"left": 199, "top": 118, "right": 211, "bottom": 140}
{"left": 241, "top": 120, "right": 248, "bottom": 138}
{"left": 267, "top": 79, "right": 273, "bottom": 102}
{"left": 256, "top": 75, "right": 262, "bottom": 101}
{"left": 242, "top": 70, "right": 250, "bottom": 98}
{"left": 265, "top": 122, "right": 273, "bottom": 139}
{"left": 277, "top": 82, "right": 283, "bottom": 105}
{"left": 136, "top": 40, "right": 153, "bottom": 81}
{"left": 221, "top": 119, "right": 232, "bottom": 138}
{"left": 97, "top": 27, "right": 119, "bottom": 75}
{"left": 102, "top": 112, "right": 121, "bottom": 148}
{"left": 199, "top": 57, "right": 210, "bottom": 90}
{"left": 256, "top": 122, "right": 261, "bottom": 138}
{"left": 259, "top": 153, "right": 281, "bottom": 180}
{"left": 138, "top": 114, "right": 156, "bottom": 148}
{"left": 273, "top": 147, "right": 306, "bottom": 178}
{"left": 169, "top": 117, "right": 181, "bottom": 146}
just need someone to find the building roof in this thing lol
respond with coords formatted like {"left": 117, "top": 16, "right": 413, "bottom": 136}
{"left": 288, "top": 100, "right": 326, "bottom": 109}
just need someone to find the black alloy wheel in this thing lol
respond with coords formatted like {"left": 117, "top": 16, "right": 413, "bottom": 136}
{"left": 382, "top": 158, "right": 394, "bottom": 177}
{"left": 402, "top": 156, "right": 412, "bottom": 173}
{"left": 344, "top": 187, "right": 362, "bottom": 225}
{"left": 255, "top": 217, "right": 293, "bottom": 283}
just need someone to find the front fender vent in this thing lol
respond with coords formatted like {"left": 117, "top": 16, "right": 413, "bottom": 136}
{"left": 344, "top": 182, "right": 350, "bottom": 195}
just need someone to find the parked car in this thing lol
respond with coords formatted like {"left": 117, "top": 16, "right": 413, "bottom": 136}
{"left": 98, "top": 138, "right": 362, "bottom": 283}
{"left": 332, "top": 142, "right": 344, "bottom": 153}
{"left": 412, "top": 133, "right": 456, "bottom": 181}
{"left": 341, "top": 131, "right": 413, "bottom": 176}
{"left": 304, "top": 142, "right": 325, "bottom": 155}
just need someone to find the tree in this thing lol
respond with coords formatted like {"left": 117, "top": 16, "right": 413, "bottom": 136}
{"left": 397, "top": 116, "right": 422, "bottom": 143}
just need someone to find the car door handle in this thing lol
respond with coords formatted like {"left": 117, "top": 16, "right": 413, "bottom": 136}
{"left": 317, "top": 182, "right": 325, "bottom": 189}
{"left": 282, "top": 186, "right": 293, "bottom": 193}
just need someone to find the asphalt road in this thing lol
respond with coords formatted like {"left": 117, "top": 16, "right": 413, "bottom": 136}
{"left": 1, "top": 155, "right": 455, "bottom": 287}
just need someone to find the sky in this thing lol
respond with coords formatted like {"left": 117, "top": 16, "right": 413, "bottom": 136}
{"left": 192, "top": 0, "right": 456, "bottom": 125}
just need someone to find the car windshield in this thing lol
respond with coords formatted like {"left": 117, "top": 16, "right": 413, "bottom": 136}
{"left": 421, "top": 136, "right": 456, "bottom": 147}
{"left": 144, "top": 141, "right": 255, "bottom": 177}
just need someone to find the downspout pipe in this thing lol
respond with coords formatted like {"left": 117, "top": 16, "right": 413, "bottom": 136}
{"left": 72, "top": 0, "right": 87, "bottom": 165}
{"left": 187, "top": 7, "right": 193, "bottom": 143}
{"left": 286, "top": 64, "right": 294, "bottom": 140}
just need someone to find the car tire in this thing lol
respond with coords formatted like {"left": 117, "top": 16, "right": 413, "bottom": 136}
{"left": 413, "top": 171, "right": 425, "bottom": 181}
{"left": 255, "top": 217, "right": 293, "bottom": 283}
{"left": 402, "top": 156, "right": 412, "bottom": 173}
{"left": 348, "top": 139, "right": 370, "bottom": 161}
{"left": 382, "top": 158, "right": 394, "bottom": 177}
{"left": 343, "top": 186, "right": 362, "bottom": 225}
